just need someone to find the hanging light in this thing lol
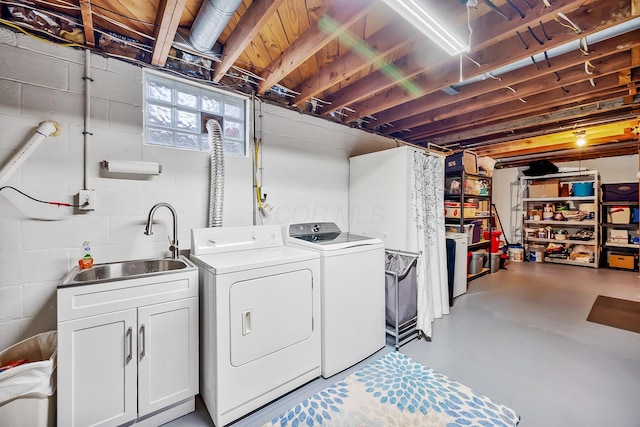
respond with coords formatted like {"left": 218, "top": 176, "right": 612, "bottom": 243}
{"left": 575, "top": 130, "right": 587, "bottom": 146}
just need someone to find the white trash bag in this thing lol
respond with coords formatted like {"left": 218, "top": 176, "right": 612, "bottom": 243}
{"left": 0, "top": 331, "right": 57, "bottom": 404}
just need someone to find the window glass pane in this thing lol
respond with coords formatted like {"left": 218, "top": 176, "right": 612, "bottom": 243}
{"left": 147, "top": 128, "right": 173, "bottom": 146}
{"left": 147, "top": 79, "right": 172, "bottom": 102}
{"left": 174, "top": 132, "right": 200, "bottom": 150}
{"left": 176, "top": 86, "right": 198, "bottom": 109}
{"left": 224, "top": 141, "right": 245, "bottom": 156}
{"left": 224, "top": 100, "right": 243, "bottom": 119}
{"left": 148, "top": 104, "right": 172, "bottom": 127}
{"left": 201, "top": 135, "right": 210, "bottom": 151}
{"left": 176, "top": 109, "right": 199, "bottom": 131}
{"left": 202, "top": 95, "right": 222, "bottom": 114}
{"left": 224, "top": 120, "right": 243, "bottom": 140}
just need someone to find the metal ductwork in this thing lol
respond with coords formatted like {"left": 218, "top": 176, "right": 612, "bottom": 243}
{"left": 189, "top": 0, "right": 243, "bottom": 53}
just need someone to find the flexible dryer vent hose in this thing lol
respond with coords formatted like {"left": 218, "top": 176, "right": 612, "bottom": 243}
{"left": 207, "top": 119, "right": 224, "bottom": 227}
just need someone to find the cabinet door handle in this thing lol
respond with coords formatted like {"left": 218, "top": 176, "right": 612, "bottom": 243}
{"left": 139, "top": 324, "right": 146, "bottom": 359}
{"left": 126, "top": 326, "right": 133, "bottom": 363}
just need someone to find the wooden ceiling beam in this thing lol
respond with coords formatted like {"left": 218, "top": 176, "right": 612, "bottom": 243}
{"left": 494, "top": 140, "right": 639, "bottom": 167}
{"left": 291, "top": 21, "right": 416, "bottom": 106}
{"left": 324, "top": 0, "right": 623, "bottom": 118}
{"left": 372, "top": 30, "right": 640, "bottom": 130}
{"left": 389, "top": 52, "right": 633, "bottom": 133}
{"left": 212, "top": 0, "right": 286, "bottom": 82}
{"left": 427, "top": 89, "right": 636, "bottom": 148}
{"left": 79, "top": 1, "right": 95, "bottom": 47}
{"left": 404, "top": 75, "right": 629, "bottom": 140}
{"left": 427, "top": 97, "right": 635, "bottom": 145}
{"left": 355, "top": 0, "right": 636, "bottom": 123}
{"left": 257, "top": 0, "right": 373, "bottom": 95}
{"left": 151, "top": 0, "right": 188, "bottom": 66}
{"left": 474, "top": 121, "right": 640, "bottom": 158}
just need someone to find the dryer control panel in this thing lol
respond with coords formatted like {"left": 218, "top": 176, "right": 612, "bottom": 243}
{"left": 191, "top": 225, "right": 283, "bottom": 255}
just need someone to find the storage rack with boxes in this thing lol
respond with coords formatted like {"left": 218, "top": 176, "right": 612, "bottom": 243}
{"left": 519, "top": 170, "right": 600, "bottom": 267}
{"left": 600, "top": 182, "right": 639, "bottom": 271}
{"left": 444, "top": 151, "right": 495, "bottom": 282}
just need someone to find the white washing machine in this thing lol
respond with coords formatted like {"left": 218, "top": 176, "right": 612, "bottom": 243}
{"left": 190, "top": 226, "right": 321, "bottom": 427}
{"left": 284, "top": 222, "right": 385, "bottom": 378}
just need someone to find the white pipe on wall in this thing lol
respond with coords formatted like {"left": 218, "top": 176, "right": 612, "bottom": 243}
{"left": 83, "top": 49, "right": 91, "bottom": 190}
{"left": 0, "top": 121, "right": 61, "bottom": 187}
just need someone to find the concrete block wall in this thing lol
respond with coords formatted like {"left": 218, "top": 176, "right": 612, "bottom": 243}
{"left": 0, "top": 29, "right": 396, "bottom": 349}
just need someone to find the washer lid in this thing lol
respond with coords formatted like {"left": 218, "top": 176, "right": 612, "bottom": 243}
{"left": 286, "top": 222, "right": 383, "bottom": 250}
{"left": 190, "top": 245, "right": 318, "bottom": 274}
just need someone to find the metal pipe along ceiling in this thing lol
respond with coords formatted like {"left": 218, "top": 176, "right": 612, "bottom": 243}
{"left": 189, "top": 0, "right": 243, "bottom": 52}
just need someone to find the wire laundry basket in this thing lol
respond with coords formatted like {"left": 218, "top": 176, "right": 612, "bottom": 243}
{"left": 384, "top": 249, "right": 420, "bottom": 349}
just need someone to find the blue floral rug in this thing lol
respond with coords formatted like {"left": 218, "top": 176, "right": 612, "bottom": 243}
{"left": 264, "top": 351, "right": 520, "bottom": 427}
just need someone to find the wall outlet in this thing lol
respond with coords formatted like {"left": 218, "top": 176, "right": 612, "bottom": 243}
{"left": 78, "top": 189, "right": 96, "bottom": 211}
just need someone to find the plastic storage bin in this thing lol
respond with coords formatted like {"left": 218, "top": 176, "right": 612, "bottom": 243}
{"left": 572, "top": 182, "right": 594, "bottom": 197}
{"left": 602, "top": 183, "right": 638, "bottom": 202}
{"left": 0, "top": 331, "right": 57, "bottom": 427}
{"left": 608, "top": 207, "right": 631, "bottom": 224}
{"left": 468, "top": 250, "right": 486, "bottom": 274}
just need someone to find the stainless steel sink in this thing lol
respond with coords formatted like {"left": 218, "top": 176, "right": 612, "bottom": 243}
{"left": 61, "top": 256, "right": 196, "bottom": 287}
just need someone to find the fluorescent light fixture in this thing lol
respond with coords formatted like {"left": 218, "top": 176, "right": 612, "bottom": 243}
{"left": 380, "top": 0, "right": 467, "bottom": 56}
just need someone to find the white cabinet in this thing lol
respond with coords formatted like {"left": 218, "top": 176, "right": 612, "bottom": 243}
{"left": 57, "top": 259, "right": 199, "bottom": 427}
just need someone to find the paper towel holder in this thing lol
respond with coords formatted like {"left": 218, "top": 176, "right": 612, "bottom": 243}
{"left": 101, "top": 160, "right": 162, "bottom": 175}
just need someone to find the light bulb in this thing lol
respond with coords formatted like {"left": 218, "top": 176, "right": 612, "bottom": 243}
{"left": 576, "top": 136, "right": 587, "bottom": 146}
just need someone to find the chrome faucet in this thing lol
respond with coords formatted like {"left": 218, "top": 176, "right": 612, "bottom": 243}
{"left": 144, "top": 202, "right": 179, "bottom": 259}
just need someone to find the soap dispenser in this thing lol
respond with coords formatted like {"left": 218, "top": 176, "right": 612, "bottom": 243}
{"left": 78, "top": 241, "right": 93, "bottom": 269}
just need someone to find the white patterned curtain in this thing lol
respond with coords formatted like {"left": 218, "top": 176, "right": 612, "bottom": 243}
{"left": 412, "top": 152, "right": 448, "bottom": 338}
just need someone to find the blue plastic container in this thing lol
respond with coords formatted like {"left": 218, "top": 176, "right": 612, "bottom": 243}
{"left": 573, "top": 182, "right": 594, "bottom": 197}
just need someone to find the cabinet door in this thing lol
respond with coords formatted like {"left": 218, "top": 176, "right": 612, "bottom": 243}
{"left": 58, "top": 309, "right": 137, "bottom": 427}
{"left": 137, "top": 297, "right": 198, "bottom": 416}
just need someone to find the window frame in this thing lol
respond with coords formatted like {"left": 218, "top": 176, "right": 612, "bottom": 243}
{"left": 143, "top": 69, "right": 250, "bottom": 157}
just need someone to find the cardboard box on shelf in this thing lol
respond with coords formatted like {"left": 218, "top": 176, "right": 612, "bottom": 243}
{"left": 444, "top": 202, "right": 476, "bottom": 218}
{"left": 528, "top": 179, "right": 560, "bottom": 198}
{"left": 445, "top": 151, "right": 478, "bottom": 175}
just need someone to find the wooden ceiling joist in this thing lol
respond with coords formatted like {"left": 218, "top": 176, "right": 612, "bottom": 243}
{"left": 212, "top": 0, "right": 286, "bottom": 82}
{"left": 389, "top": 52, "right": 633, "bottom": 134}
{"left": 352, "top": 0, "right": 636, "bottom": 123}
{"left": 79, "top": 1, "right": 95, "bottom": 47}
{"left": 371, "top": 30, "right": 640, "bottom": 131}
{"left": 151, "top": 0, "right": 188, "bottom": 66}
{"left": 257, "top": 0, "right": 374, "bottom": 95}
{"left": 292, "top": 21, "right": 416, "bottom": 106}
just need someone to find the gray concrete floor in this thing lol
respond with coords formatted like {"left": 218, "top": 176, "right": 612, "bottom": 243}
{"left": 166, "top": 262, "right": 640, "bottom": 427}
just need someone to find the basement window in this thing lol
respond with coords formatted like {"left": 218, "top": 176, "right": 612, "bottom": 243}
{"left": 143, "top": 71, "right": 248, "bottom": 156}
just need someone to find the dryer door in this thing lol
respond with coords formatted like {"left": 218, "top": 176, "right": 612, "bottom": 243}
{"left": 229, "top": 268, "right": 314, "bottom": 367}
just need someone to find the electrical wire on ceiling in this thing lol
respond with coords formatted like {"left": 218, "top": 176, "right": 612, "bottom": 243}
{"left": 0, "top": 17, "right": 84, "bottom": 47}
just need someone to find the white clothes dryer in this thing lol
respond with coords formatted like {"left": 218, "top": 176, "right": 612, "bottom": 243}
{"left": 190, "top": 226, "right": 321, "bottom": 427}
{"left": 284, "top": 222, "right": 385, "bottom": 378}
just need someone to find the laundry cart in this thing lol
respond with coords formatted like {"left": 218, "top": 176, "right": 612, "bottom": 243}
{"left": 384, "top": 250, "right": 420, "bottom": 349}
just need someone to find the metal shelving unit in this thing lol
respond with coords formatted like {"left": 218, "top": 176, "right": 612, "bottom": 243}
{"left": 445, "top": 171, "right": 494, "bottom": 282}
{"left": 519, "top": 170, "right": 600, "bottom": 268}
